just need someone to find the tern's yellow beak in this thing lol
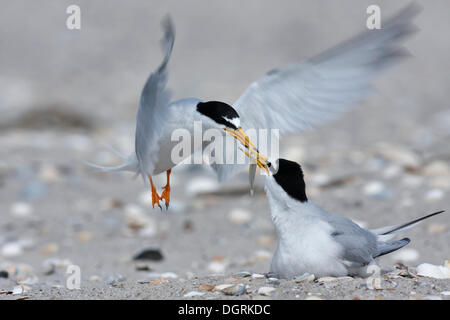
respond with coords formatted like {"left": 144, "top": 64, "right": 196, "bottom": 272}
{"left": 224, "top": 127, "right": 270, "bottom": 174}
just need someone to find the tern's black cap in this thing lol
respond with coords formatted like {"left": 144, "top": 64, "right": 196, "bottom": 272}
{"left": 273, "top": 158, "right": 308, "bottom": 202}
{"left": 196, "top": 101, "right": 240, "bottom": 129}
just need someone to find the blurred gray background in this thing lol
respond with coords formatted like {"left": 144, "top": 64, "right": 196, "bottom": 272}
{"left": 0, "top": 0, "right": 449, "bottom": 299}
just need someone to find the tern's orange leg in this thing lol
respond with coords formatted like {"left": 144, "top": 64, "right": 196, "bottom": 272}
{"left": 160, "top": 169, "right": 171, "bottom": 209}
{"left": 148, "top": 174, "right": 162, "bottom": 209}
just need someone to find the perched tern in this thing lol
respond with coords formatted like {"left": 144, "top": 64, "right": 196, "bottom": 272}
{"left": 265, "top": 158, "right": 445, "bottom": 279}
{"left": 90, "top": 4, "right": 419, "bottom": 208}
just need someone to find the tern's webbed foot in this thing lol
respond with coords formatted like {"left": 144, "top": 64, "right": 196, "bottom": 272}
{"left": 151, "top": 189, "right": 162, "bottom": 210}
{"left": 148, "top": 174, "right": 162, "bottom": 210}
{"left": 160, "top": 184, "right": 170, "bottom": 209}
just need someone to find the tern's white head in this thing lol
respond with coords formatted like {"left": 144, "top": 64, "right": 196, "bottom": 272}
{"left": 265, "top": 158, "right": 308, "bottom": 205}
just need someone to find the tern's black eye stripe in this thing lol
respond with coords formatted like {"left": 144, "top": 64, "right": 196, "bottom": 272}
{"left": 196, "top": 101, "right": 239, "bottom": 129}
{"left": 273, "top": 159, "right": 308, "bottom": 202}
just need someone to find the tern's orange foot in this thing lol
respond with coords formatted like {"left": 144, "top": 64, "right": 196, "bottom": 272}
{"left": 160, "top": 185, "right": 170, "bottom": 209}
{"left": 148, "top": 174, "right": 162, "bottom": 210}
{"left": 152, "top": 188, "right": 162, "bottom": 210}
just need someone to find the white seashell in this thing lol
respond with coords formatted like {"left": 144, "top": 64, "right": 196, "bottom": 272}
{"left": 416, "top": 263, "right": 450, "bottom": 279}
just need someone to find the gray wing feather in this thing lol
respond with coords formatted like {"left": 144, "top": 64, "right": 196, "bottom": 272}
{"left": 234, "top": 3, "right": 419, "bottom": 134}
{"left": 374, "top": 238, "right": 410, "bottom": 258}
{"left": 213, "top": 4, "right": 420, "bottom": 182}
{"left": 135, "top": 17, "right": 175, "bottom": 179}
{"left": 327, "top": 215, "right": 378, "bottom": 266}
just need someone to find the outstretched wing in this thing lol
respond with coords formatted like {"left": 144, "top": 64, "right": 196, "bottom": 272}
{"left": 135, "top": 17, "right": 175, "bottom": 179}
{"left": 213, "top": 4, "right": 420, "bottom": 182}
{"left": 235, "top": 4, "right": 419, "bottom": 134}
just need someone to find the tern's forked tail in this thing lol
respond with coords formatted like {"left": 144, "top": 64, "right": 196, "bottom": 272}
{"left": 372, "top": 210, "right": 445, "bottom": 241}
{"left": 84, "top": 151, "right": 139, "bottom": 174}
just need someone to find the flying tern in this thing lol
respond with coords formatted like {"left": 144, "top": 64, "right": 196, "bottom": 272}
{"left": 265, "top": 158, "right": 444, "bottom": 279}
{"left": 89, "top": 4, "right": 419, "bottom": 209}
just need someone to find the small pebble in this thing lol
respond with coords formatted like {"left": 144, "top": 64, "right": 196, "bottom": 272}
{"left": 425, "top": 189, "right": 444, "bottom": 202}
{"left": 42, "top": 258, "right": 73, "bottom": 275}
{"left": 391, "top": 248, "right": 420, "bottom": 263}
{"left": 294, "top": 273, "right": 315, "bottom": 283}
{"left": 215, "top": 284, "right": 233, "bottom": 291}
{"left": 305, "top": 296, "right": 323, "bottom": 300}
{"left": 382, "top": 165, "right": 402, "bottom": 179}
{"left": 1, "top": 242, "right": 23, "bottom": 257}
{"left": 186, "top": 177, "right": 219, "bottom": 195}
{"left": 133, "top": 248, "right": 164, "bottom": 261}
{"left": 317, "top": 277, "right": 338, "bottom": 283}
{"left": 199, "top": 284, "right": 215, "bottom": 291}
{"left": 423, "top": 161, "right": 450, "bottom": 177}
{"left": 221, "top": 284, "right": 246, "bottom": 296}
{"left": 38, "top": 165, "right": 61, "bottom": 183}
{"left": 251, "top": 273, "right": 265, "bottom": 279}
{"left": 40, "top": 243, "right": 59, "bottom": 255}
{"left": 363, "top": 181, "right": 392, "bottom": 199}
{"left": 253, "top": 250, "right": 271, "bottom": 262}
{"left": 233, "top": 271, "right": 252, "bottom": 278}
{"left": 184, "top": 291, "right": 205, "bottom": 298}
{"left": 105, "top": 273, "right": 126, "bottom": 286}
{"left": 426, "top": 223, "right": 447, "bottom": 234}
{"left": 135, "top": 263, "right": 152, "bottom": 271}
{"left": 149, "top": 278, "right": 169, "bottom": 285}
{"left": 257, "top": 286, "right": 276, "bottom": 296}
{"left": 228, "top": 208, "right": 252, "bottom": 225}
{"left": 10, "top": 202, "right": 33, "bottom": 218}
{"left": 76, "top": 231, "right": 92, "bottom": 243}
{"left": 208, "top": 261, "right": 227, "bottom": 274}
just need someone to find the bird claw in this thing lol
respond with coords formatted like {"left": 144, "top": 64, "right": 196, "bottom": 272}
{"left": 160, "top": 185, "right": 170, "bottom": 210}
{"left": 151, "top": 190, "right": 162, "bottom": 209}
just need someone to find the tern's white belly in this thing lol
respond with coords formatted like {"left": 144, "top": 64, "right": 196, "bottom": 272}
{"left": 270, "top": 216, "right": 347, "bottom": 279}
